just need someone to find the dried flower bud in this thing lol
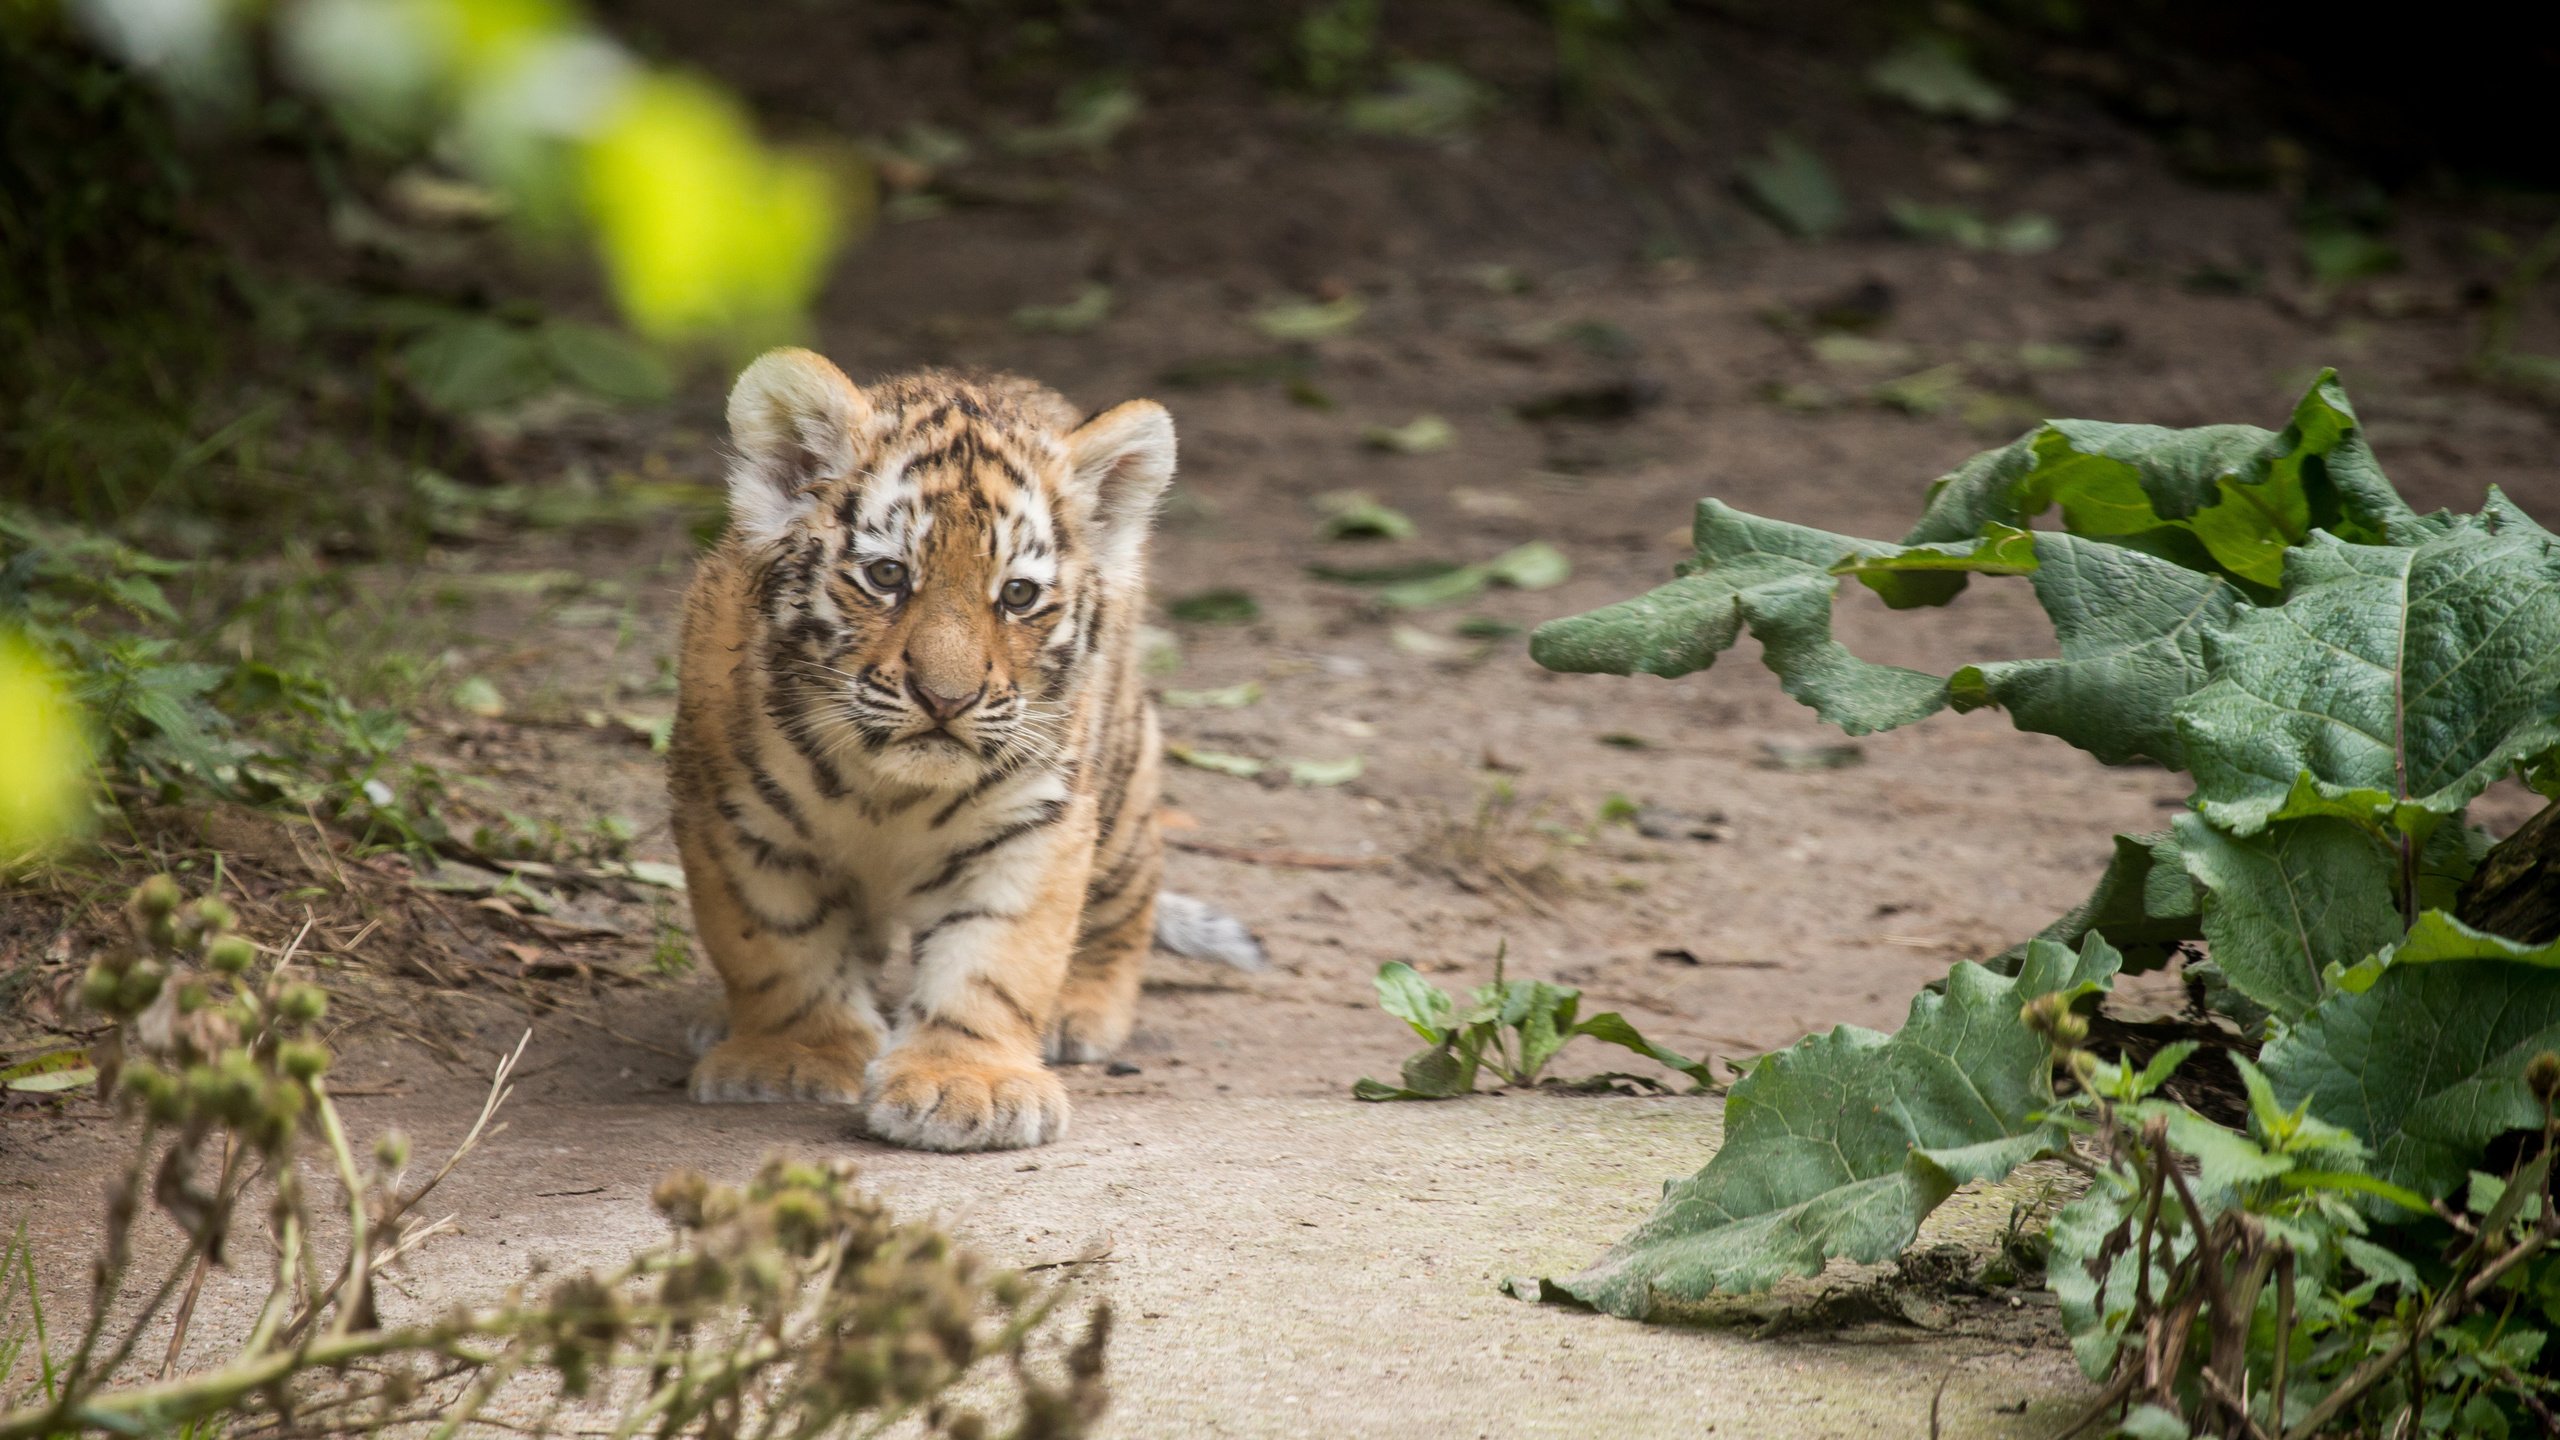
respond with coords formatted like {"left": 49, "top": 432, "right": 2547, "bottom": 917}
{"left": 206, "top": 936, "right": 256, "bottom": 975}
{"left": 279, "top": 1040, "right": 330, "bottom": 1081}
{"left": 2019, "top": 992, "right": 2088, "bottom": 1047}
{"left": 122, "top": 1063, "right": 181, "bottom": 1124}
{"left": 81, "top": 962, "right": 122, "bottom": 1014}
{"left": 277, "top": 983, "right": 327, "bottom": 1024}
{"left": 2530, "top": 1051, "right": 2560, "bottom": 1107}
{"left": 117, "top": 960, "right": 165, "bottom": 1013}
{"left": 134, "top": 874, "right": 183, "bottom": 919}
{"left": 652, "top": 1169, "right": 712, "bottom": 1228}
{"left": 769, "top": 1190, "right": 829, "bottom": 1256}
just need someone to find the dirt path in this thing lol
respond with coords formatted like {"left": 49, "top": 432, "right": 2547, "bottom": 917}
{"left": 12, "top": 6, "right": 2560, "bottom": 1434}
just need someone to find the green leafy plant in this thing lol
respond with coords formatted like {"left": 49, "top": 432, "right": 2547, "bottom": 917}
{"left": 1, "top": 507, "right": 456, "bottom": 851}
{"left": 1353, "top": 950, "right": 1716, "bottom": 1099}
{"left": 0, "top": 877, "right": 1106, "bottom": 1439}
{"left": 1520, "top": 370, "right": 2560, "bottom": 1435}
{"left": 1294, "top": 0, "right": 1381, "bottom": 96}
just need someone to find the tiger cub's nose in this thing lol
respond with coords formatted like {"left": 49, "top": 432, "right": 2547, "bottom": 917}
{"left": 905, "top": 673, "right": 983, "bottom": 722}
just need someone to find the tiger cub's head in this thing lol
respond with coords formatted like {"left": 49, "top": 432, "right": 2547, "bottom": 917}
{"left": 720, "top": 348, "right": 1174, "bottom": 790}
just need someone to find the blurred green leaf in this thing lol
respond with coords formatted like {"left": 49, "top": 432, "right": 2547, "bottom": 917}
{"left": 1011, "top": 282, "right": 1114, "bottom": 335}
{"left": 1379, "top": 542, "right": 1569, "bottom": 608}
{"left": 2302, "top": 226, "right": 2401, "bottom": 285}
{"left": 1867, "top": 38, "right": 2011, "bottom": 122}
{"left": 581, "top": 76, "right": 848, "bottom": 342}
{"left": 402, "top": 318, "right": 550, "bottom": 413}
{"left": 539, "top": 321, "right": 674, "bottom": 403}
{"left": 1289, "top": 755, "right": 1364, "bottom": 787}
{"left": 1314, "top": 491, "right": 1416, "bottom": 540}
{"left": 1166, "top": 743, "right": 1264, "bottom": 779}
{"left": 1738, "top": 136, "right": 1845, "bottom": 241}
{"left": 1343, "top": 61, "right": 1489, "bottom": 141}
{"left": 1160, "top": 681, "right": 1263, "bottom": 709}
{"left": 452, "top": 676, "right": 506, "bottom": 718}
{"left": 1166, "top": 589, "right": 1259, "bottom": 624}
{"left": 1888, "top": 200, "right": 2057, "bottom": 254}
{"left": 1001, "top": 78, "right": 1142, "bottom": 156}
{"left": 1359, "top": 415, "right": 1454, "bottom": 455}
{"left": 1486, "top": 541, "right": 1569, "bottom": 590}
{"left": 1252, "top": 295, "right": 1366, "bottom": 342}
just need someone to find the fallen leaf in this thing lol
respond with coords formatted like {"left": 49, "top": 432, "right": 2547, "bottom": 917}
{"left": 1342, "top": 60, "right": 1488, "bottom": 140}
{"left": 453, "top": 676, "right": 506, "bottom": 718}
{"left": 1308, "top": 559, "right": 1465, "bottom": 587}
{"left": 1012, "top": 282, "right": 1114, "bottom": 334}
{"left": 1167, "top": 744, "right": 1266, "bottom": 779}
{"left": 1360, "top": 415, "right": 1454, "bottom": 454}
{"left": 1871, "top": 363, "right": 1969, "bottom": 416}
{"left": 1756, "top": 739, "right": 1865, "bottom": 771}
{"left": 1813, "top": 334, "right": 1919, "bottom": 370}
{"left": 1738, "top": 135, "right": 1845, "bottom": 240}
{"left": 1166, "top": 589, "right": 1260, "bottom": 624}
{"left": 1867, "top": 37, "right": 2011, "bottom": 122}
{"left": 1288, "top": 755, "right": 1365, "bottom": 787}
{"left": 1376, "top": 542, "right": 1569, "bottom": 609}
{"left": 609, "top": 860, "right": 687, "bottom": 891}
{"left": 1161, "top": 680, "right": 1265, "bottom": 709}
{"left": 1312, "top": 490, "right": 1416, "bottom": 540}
{"left": 1252, "top": 294, "right": 1366, "bottom": 342}
{"left": 1485, "top": 541, "right": 1569, "bottom": 590}
{"left": 4, "top": 1066, "right": 97, "bottom": 1094}
{"left": 1390, "top": 624, "right": 1475, "bottom": 660}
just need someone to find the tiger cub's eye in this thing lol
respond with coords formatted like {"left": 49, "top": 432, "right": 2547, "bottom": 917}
{"left": 863, "top": 559, "right": 909, "bottom": 591}
{"left": 1000, "top": 578, "right": 1041, "bottom": 611}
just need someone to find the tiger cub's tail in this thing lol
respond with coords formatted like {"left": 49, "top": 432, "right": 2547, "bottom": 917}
{"left": 1152, "top": 892, "right": 1267, "bottom": 972}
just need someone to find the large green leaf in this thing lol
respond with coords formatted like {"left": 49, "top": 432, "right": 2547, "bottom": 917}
{"left": 1527, "top": 935, "right": 2122, "bottom": 1318}
{"left": 2172, "top": 813, "right": 2401, "bottom": 1022}
{"left": 1997, "top": 830, "right": 2198, "bottom": 978}
{"left": 1946, "top": 533, "right": 2244, "bottom": 767}
{"left": 2265, "top": 914, "right": 2560, "bottom": 1198}
{"left": 1529, "top": 501, "right": 1947, "bottom": 734}
{"left": 2176, "top": 495, "right": 2560, "bottom": 841}
{"left": 1901, "top": 370, "right": 2410, "bottom": 591}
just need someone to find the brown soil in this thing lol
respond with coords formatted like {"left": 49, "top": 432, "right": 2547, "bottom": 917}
{"left": 9, "top": 5, "right": 2560, "bottom": 1435}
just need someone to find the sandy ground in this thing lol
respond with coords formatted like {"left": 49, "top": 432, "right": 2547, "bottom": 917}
{"left": 10, "top": 4, "right": 2560, "bottom": 1434}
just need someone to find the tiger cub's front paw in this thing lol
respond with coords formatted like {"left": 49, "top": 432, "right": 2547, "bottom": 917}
{"left": 863, "top": 1051, "right": 1069, "bottom": 1152}
{"left": 690, "top": 1036, "right": 869, "bottom": 1105}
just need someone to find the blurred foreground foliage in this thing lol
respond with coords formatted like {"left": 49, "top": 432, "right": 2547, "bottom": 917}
{"left": 0, "top": 0, "right": 849, "bottom": 852}
{"left": 10, "top": 0, "right": 861, "bottom": 347}
{"left": 0, "top": 877, "right": 1108, "bottom": 1439}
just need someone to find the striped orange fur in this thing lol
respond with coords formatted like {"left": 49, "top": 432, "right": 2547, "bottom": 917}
{"left": 668, "top": 350, "right": 1258, "bottom": 1151}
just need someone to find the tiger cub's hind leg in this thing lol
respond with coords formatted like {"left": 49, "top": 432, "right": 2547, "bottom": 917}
{"left": 1048, "top": 823, "right": 1160, "bottom": 1065}
{"left": 680, "top": 829, "right": 881, "bottom": 1104}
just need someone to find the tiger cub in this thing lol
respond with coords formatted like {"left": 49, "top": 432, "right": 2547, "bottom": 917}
{"left": 667, "top": 350, "right": 1263, "bottom": 1152}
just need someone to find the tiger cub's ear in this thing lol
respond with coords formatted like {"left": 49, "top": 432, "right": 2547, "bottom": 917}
{"left": 725, "top": 348, "right": 871, "bottom": 544}
{"left": 1064, "top": 399, "right": 1176, "bottom": 572}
